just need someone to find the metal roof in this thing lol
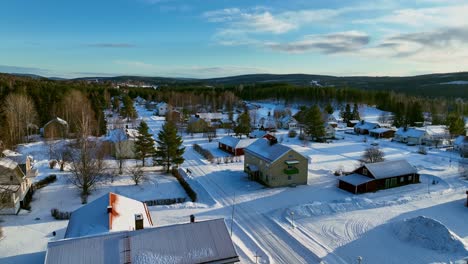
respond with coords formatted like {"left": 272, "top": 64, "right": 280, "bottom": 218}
{"left": 46, "top": 219, "right": 239, "bottom": 264}
{"left": 363, "top": 160, "right": 417, "bottom": 179}
{"left": 65, "top": 192, "right": 153, "bottom": 239}
{"left": 339, "top": 173, "right": 374, "bottom": 186}
{"left": 244, "top": 138, "right": 294, "bottom": 163}
{"left": 219, "top": 136, "right": 257, "bottom": 149}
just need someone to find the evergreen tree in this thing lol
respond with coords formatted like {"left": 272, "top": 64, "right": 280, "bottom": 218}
{"left": 341, "top": 103, "right": 352, "bottom": 123}
{"left": 234, "top": 110, "right": 251, "bottom": 138}
{"left": 121, "top": 95, "right": 137, "bottom": 121}
{"left": 446, "top": 113, "right": 465, "bottom": 136}
{"left": 407, "top": 102, "right": 424, "bottom": 126}
{"left": 134, "top": 121, "right": 155, "bottom": 166}
{"left": 305, "top": 105, "right": 326, "bottom": 141}
{"left": 154, "top": 121, "right": 185, "bottom": 173}
{"left": 392, "top": 102, "right": 406, "bottom": 127}
{"left": 325, "top": 103, "right": 334, "bottom": 115}
{"left": 352, "top": 103, "right": 360, "bottom": 120}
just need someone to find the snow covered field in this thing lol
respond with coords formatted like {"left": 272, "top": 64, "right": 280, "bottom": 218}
{"left": 0, "top": 103, "right": 467, "bottom": 264}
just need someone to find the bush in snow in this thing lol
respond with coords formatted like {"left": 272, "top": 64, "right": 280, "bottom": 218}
{"left": 288, "top": 130, "right": 297, "bottom": 138}
{"left": 193, "top": 144, "right": 214, "bottom": 162}
{"left": 51, "top": 208, "right": 71, "bottom": 220}
{"left": 172, "top": 169, "right": 197, "bottom": 202}
{"left": 49, "top": 159, "right": 58, "bottom": 169}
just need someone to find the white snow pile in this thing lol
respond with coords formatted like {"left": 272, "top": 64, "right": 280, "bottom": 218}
{"left": 392, "top": 216, "right": 468, "bottom": 253}
{"left": 288, "top": 196, "right": 415, "bottom": 219}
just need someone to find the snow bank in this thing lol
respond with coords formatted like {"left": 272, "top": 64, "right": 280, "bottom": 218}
{"left": 392, "top": 216, "right": 468, "bottom": 253}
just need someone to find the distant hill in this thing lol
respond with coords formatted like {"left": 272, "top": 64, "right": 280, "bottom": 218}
{"left": 4, "top": 71, "right": 468, "bottom": 98}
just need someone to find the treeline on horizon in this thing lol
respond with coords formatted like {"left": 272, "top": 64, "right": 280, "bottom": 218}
{"left": 0, "top": 73, "right": 466, "bottom": 148}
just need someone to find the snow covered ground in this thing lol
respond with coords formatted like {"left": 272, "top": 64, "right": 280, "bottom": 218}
{"left": 0, "top": 103, "right": 467, "bottom": 264}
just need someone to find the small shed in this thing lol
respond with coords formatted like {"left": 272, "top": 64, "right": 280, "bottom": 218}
{"left": 354, "top": 121, "right": 380, "bottom": 135}
{"left": 43, "top": 117, "right": 69, "bottom": 139}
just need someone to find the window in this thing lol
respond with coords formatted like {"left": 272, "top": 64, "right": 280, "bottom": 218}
{"left": 10, "top": 175, "right": 13, "bottom": 181}
{"left": 288, "top": 164, "right": 292, "bottom": 169}
{"left": 362, "top": 168, "right": 368, "bottom": 176}
{"left": 400, "top": 177, "right": 404, "bottom": 183}
{"left": 288, "top": 175, "right": 292, "bottom": 180}
{"left": 409, "top": 175, "right": 413, "bottom": 181}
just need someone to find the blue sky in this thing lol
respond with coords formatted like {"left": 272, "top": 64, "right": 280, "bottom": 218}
{"left": 1, "top": 0, "right": 467, "bottom": 78}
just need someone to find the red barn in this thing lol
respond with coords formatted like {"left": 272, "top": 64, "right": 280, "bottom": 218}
{"left": 218, "top": 136, "right": 257, "bottom": 156}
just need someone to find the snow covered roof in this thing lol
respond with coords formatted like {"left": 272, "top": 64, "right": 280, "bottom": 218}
{"left": 196, "top": 112, "right": 223, "bottom": 121}
{"left": 245, "top": 138, "right": 297, "bottom": 163}
{"left": 46, "top": 219, "right": 239, "bottom": 264}
{"left": 355, "top": 121, "right": 379, "bottom": 130}
{"left": 219, "top": 136, "right": 257, "bottom": 149}
{"left": 249, "top": 130, "right": 267, "bottom": 138}
{"left": 0, "top": 158, "right": 19, "bottom": 170}
{"left": 424, "top": 125, "right": 449, "bottom": 137}
{"left": 45, "top": 117, "right": 68, "bottom": 127}
{"left": 64, "top": 192, "right": 153, "bottom": 239}
{"left": 369, "top": 128, "right": 394, "bottom": 134}
{"left": 339, "top": 173, "right": 374, "bottom": 186}
{"left": 1, "top": 149, "right": 22, "bottom": 157}
{"left": 363, "top": 160, "right": 417, "bottom": 180}
{"left": 395, "top": 127, "right": 426, "bottom": 138}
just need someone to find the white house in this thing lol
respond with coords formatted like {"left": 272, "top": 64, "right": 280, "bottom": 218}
{"left": 394, "top": 127, "right": 427, "bottom": 145}
{"left": 156, "top": 102, "right": 170, "bottom": 116}
{"left": 324, "top": 123, "right": 336, "bottom": 139}
{"left": 279, "top": 116, "right": 298, "bottom": 130}
{"left": 394, "top": 126, "right": 450, "bottom": 146}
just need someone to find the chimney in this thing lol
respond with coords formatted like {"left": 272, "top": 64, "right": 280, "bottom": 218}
{"left": 190, "top": 214, "right": 195, "bottom": 223}
{"left": 135, "top": 214, "right": 144, "bottom": 230}
{"left": 107, "top": 205, "right": 113, "bottom": 214}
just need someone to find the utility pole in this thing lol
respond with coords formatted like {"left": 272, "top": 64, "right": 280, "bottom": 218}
{"left": 230, "top": 192, "right": 236, "bottom": 237}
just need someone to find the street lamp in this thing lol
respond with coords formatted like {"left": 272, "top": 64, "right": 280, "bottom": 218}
{"left": 290, "top": 211, "right": 295, "bottom": 229}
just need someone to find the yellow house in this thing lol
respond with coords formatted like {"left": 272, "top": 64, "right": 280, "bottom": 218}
{"left": 244, "top": 139, "right": 308, "bottom": 187}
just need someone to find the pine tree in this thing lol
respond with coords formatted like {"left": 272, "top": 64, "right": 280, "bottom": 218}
{"left": 154, "top": 121, "right": 185, "bottom": 173}
{"left": 305, "top": 105, "right": 325, "bottom": 141}
{"left": 352, "top": 103, "right": 360, "bottom": 120}
{"left": 134, "top": 121, "right": 155, "bottom": 166}
{"left": 446, "top": 113, "right": 465, "bottom": 136}
{"left": 121, "top": 95, "right": 137, "bottom": 121}
{"left": 234, "top": 110, "right": 251, "bottom": 138}
{"left": 407, "top": 102, "right": 424, "bottom": 126}
{"left": 341, "top": 103, "right": 352, "bottom": 123}
{"left": 325, "top": 103, "right": 334, "bottom": 115}
{"left": 392, "top": 102, "right": 406, "bottom": 127}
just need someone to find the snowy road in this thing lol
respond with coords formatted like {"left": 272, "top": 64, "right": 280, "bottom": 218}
{"left": 183, "top": 148, "right": 324, "bottom": 264}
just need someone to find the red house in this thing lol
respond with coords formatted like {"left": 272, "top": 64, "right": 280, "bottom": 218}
{"left": 339, "top": 160, "right": 419, "bottom": 194}
{"left": 218, "top": 136, "right": 257, "bottom": 156}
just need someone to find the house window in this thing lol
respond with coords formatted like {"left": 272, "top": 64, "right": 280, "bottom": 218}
{"left": 400, "top": 177, "right": 404, "bottom": 183}
{"left": 288, "top": 175, "right": 292, "bottom": 180}
{"left": 409, "top": 175, "right": 413, "bottom": 181}
{"left": 10, "top": 175, "right": 13, "bottom": 181}
{"left": 362, "top": 168, "right": 368, "bottom": 176}
{"left": 287, "top": 164, "right": 292, "bottom": 169}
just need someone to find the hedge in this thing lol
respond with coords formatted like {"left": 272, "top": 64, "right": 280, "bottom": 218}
{"left": 51, "top": 208, "right": 71, "bottom": 220}
{"left": 34, "top": 175, "right": 57, "bottom": 190}
{"left": 172, "top": 169, "right": 197, "bottom": 202}
{"left": 193, "top": 144, "right": 214, "bottom": 162}
{"left": 144, "top": 197, "right": 186, "bottom": 206}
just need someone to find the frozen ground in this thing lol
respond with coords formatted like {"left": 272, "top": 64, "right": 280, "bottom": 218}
{"left": 0, "top": 103, "right": 467, "bottom": 264}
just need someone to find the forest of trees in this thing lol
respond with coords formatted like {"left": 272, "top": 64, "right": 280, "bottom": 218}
{"left": 1, "top": 73, "right": 466, "bottom": 149}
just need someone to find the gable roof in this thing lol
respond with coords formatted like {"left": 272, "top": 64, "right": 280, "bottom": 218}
{"left": 362, "top": 160, "right": 417, "bottom": 179}
{"left": 249, "top": 130, "right": 267, "bottom": 138}
{"left": 46, "top": 219, "right": 239, "bottom": 264}
{"left": 0, "top": 157, "right": 20, "bottom": 170}
{"left": 64, "top": 192, "right": 153, "bottom": 239}
{"left": 45, "top": 117, "right": 68, "bottom": 127}
{"left": 339, "top": 173, "right": 375, "bottom": 186}
{"left": 244, "top": 138, "right": 298, "bottom": 163}
{"left": 355, "top": 121, "right": 379, "bottom": 130}
{"left": 219, "top": 136, "right": 257, "bottom": 149}
{"left": 395, "top": 127, "right": 426, "bottom": 138}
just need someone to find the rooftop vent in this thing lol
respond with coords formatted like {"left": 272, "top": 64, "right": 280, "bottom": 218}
{"left": 135, "top": 214, "right": 144, "bottom": 230}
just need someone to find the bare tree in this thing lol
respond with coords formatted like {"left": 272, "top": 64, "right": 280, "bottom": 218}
{"left": 128, "top": 164, "right": 145, "bottom": 185}
{"left": 67, "top": 108, "right": 105, "bottom": 203}
{"left": 2, "top": 93, "right": 38, "bottom": 145}
{"left": 361, "top": 147, "right": 385, "bottom": 163}
{"left": 68, "top": 139, "right": 105, "bottom": 203}
{"left": 112, "top": 128, "right": 127, "bottom": 174}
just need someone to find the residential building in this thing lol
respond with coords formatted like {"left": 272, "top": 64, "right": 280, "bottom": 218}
{"left": 394, "top": 126, "right": 450, "bottom": 146}
{"left": 65, "top": 192, "right": 154, "bottom": 239}
{"left": 218, "top": 136, "right": 257, "bottom": 156}
{"left": 338, "top": 160, "right": 419, "bottom": 194}
{"left": 324, "top": 123, "right": 336, "bottom": 139}
{"left": 0, "top": 158, "right": 33, "bottom": 214}
{"left": 278, "top": 116, "right": 298, "bottom": 130}
{"left": 244, "top": 138, "right": 308, "bottom": 187}
{"left": 156, "top": 102, "right": 170, "bottom": 116}
{"left": 369, "top": 128, "right": 396, "bottom": 139}
{"left": 105, "top": 128, "right": 140, "bottom": 159}
{"left": 354, "top": 121, "right": 380, "bottom": 135}
{"left": 46, "top": 218, "right": 239, "bottom": 264}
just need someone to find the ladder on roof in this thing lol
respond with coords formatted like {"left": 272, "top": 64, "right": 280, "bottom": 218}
{"left": 122, "top": 234, "right": 131, "bottom": 264}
